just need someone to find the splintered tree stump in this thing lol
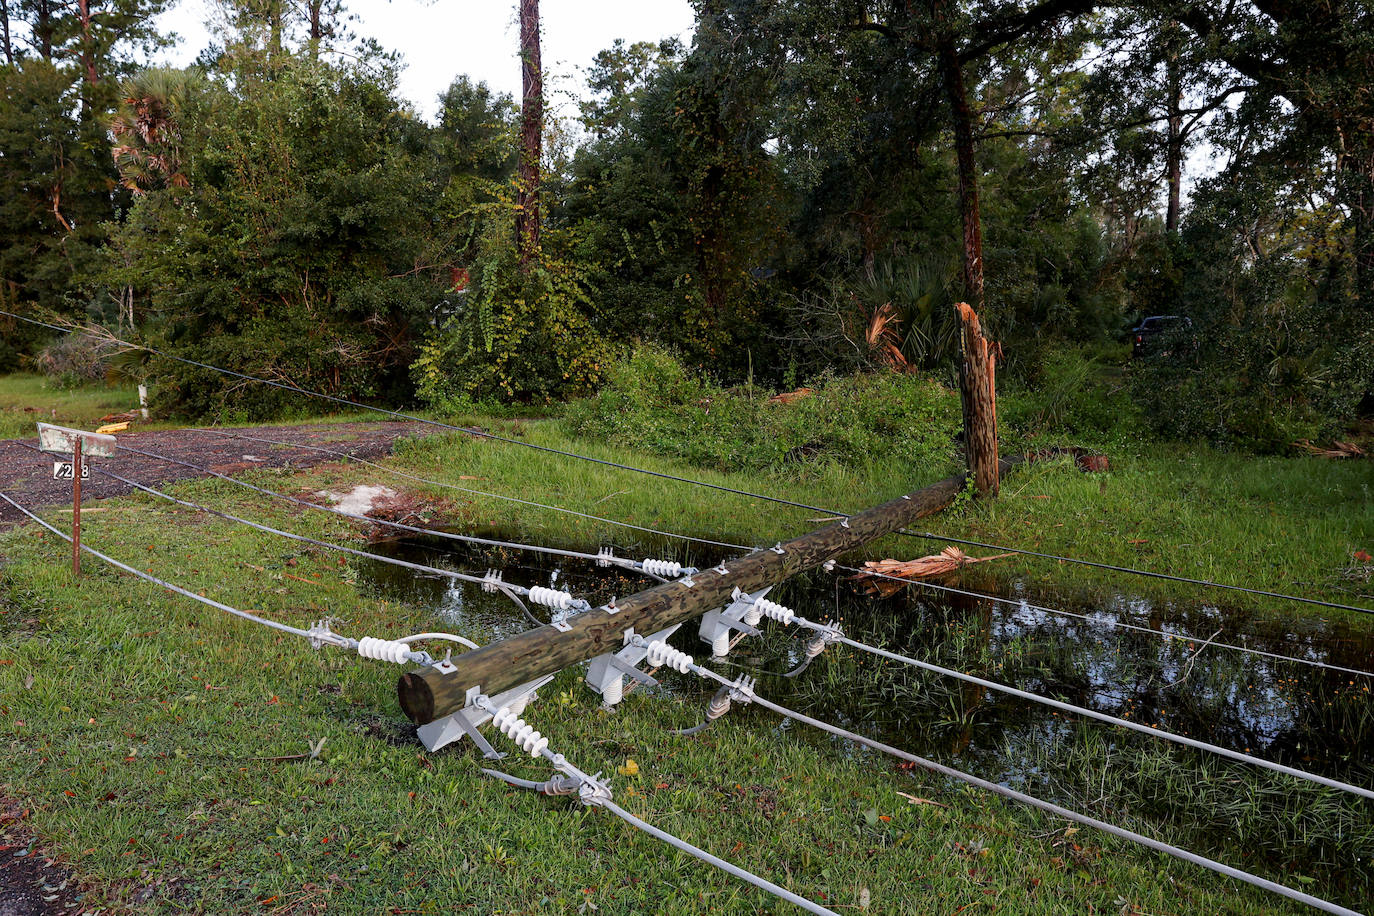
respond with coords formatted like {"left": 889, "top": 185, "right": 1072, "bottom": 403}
{"left": 956, "top": 302, "right": 999, "bottom": 498}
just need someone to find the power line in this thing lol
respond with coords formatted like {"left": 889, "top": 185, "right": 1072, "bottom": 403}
{"left": 681, "top": 663, "right": 1364, "bottom": 916}
{"left": 837, "top": 564, "right": 1374, "bottom": 679}
{"left": 6, "top": 307, "right": 1368, "bottom": 618}
{"left": 905, "top": 532, "right": 1374, "bottom": 617}
{"left": 0, "top": 489, "right": 327, "bottom": 645}
{"left": 10, "top": 441, "right": 589, "bottom": 620}
{"left": 727, "top": 593, "right": 1374, "bottom": 799}
{"left": 823, "top": 629, "right": 1374, "bottom": 800}
{"left": 186, "top": 434, "right": 1374, "bottom": 680}
{"left": 475, "top": 698, "right": 837, "bottom": 916}
{"left": 195, "top": 429, "right": 755, "bottom": 553}
{"left": 0, "top": 310, "right": 831, "bottom": 513}
{"left": 110, "top": 442, "right": 695, "bottom": 581}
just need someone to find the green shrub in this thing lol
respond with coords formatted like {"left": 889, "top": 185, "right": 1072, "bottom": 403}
{"left": 563, "top": 347, "right": 962, "bottom": 478}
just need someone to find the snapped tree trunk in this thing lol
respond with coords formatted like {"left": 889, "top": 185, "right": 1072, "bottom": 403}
{"left": 957, "top": 302, "right": 998, "bottom": 498}
{"left": 1165, "top": 40, "right": 1182, "bottom": 234}
{"left": 938, "top": 35, "right": 985, "bottom": 309}
{"left": 516, "top": 0, "right": 542, "bottom": 267}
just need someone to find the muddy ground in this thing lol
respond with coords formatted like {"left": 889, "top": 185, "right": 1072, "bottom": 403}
{"left": 0, "top": 422, "right": 432, "bottom": 528}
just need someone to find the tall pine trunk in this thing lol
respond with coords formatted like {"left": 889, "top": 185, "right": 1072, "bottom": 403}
{"left": 1165, "top": 41, "right": 1182, "bottom": 234}
{"left": 1336, "top": 128, "right": 1374, "bottom": 313}
{"left": 516, "top": 0, "right": 542, "bottom": 267}
{"left": 938, "top": 36, "right": 985, "bottom": 309}
{"left": 1, "top": 0, "right": 13, "bottom": 67}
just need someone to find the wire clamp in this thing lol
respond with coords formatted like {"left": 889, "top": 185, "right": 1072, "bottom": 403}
{"left": 595, "top": 547, "right": 616, "bottom": 568}
{"left": 727, "top": 673, "right": 757, "bottom": 705}
{"left": 306, "top": 617, "right": 348, "bottom": 650}
{"left": 841, "top": 518, "right": 851, "bottom": 529}
{"left": 481, "top": 569, "right": 505, "bottom": 593}
{"left": 822, "top": 559, "right": 836, "bottom": 573}
{"left": 576, "top": 772, "right": 614, "bottom": 808}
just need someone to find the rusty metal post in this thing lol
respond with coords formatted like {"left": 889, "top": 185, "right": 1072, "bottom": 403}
{"left": 71, "top": 436, "right": 82, "bottom": 577}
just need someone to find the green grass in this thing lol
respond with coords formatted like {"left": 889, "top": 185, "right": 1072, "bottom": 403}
{"left": 0, "top": 471, "right": 1329, "bottom": 913}
{"left": 0, "top": 373, "right": 166, "bottom": 439}
{"left": 1, "top": 368, "right": 1372, "bottom": 912}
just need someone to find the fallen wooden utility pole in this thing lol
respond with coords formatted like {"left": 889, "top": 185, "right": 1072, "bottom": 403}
{"left": 397, "top": 456, "right": 1021, "bottom": 726}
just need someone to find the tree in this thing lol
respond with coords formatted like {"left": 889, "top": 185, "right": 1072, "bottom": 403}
{"left": 515, "top": 0, "right": 540, "bottom": 266}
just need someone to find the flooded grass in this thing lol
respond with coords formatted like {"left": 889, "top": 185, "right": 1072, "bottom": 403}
{"left": 361, "top": 532, "right": 1374, "bottom": 906}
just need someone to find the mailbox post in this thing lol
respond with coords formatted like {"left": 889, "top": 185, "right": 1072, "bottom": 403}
{"left": 36, "top": 423, "right": 117, "bottom": 577}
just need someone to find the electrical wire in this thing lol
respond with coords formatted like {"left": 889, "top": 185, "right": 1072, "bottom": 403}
{"left": 836, "top": 564, "right": 1374, "bottom": 679}
{"left": 0, "top": 309, "right": 832, "bottom": 512}
{"left": 5, "top": 308, "right": 1370, "bottom": 619}
{"left": 195, "top": 428, "right": 755, "bottom": 553}
{"left": 109, "top": 442, "right": 672, "bottom": 581}
{"left": 903, "top": 531, "right": 1374, "bottom": 617}
{"left": 0, "top": 489, "right": 321, "bottom": 643}
{"left": 22, "top": 448, "right": 582, "bottom": 619}
{"left": 475, "top": 700, "right": 837, "bottom": 916}
{"left": 683, "top": 664, "right": 1364, "bottom": 916}
{"left": 817, "top": 628, "right": 1374, "bottom": 799}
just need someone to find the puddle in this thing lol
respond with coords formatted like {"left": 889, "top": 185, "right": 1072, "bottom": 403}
{"left": 356, "top": 530, "right": 1374, "bottom": 900}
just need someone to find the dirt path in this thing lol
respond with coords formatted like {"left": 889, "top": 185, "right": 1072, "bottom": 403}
{"left": 0, "top": 422, "right": 431, "bottom": 528}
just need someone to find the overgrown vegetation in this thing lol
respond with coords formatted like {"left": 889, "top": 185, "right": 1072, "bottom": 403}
{"left": 0, "top": 459, "right": 1363, "bottom": 913}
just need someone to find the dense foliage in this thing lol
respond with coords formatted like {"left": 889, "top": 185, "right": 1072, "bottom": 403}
{"left": 0, "top": 0, "right": 1368, "bottom": 445}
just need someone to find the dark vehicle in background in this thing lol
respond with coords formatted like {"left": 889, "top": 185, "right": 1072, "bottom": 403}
{"left": 1132, "top": 315, "right": 1194, "bottom": 358}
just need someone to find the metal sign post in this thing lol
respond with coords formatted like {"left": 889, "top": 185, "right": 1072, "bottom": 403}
{"left": 36, "top": 423, "right": 117, "bottom": 578}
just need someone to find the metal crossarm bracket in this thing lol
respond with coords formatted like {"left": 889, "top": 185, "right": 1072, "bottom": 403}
{"left": 415, "top": 674, "right": 555, "bottom": 754}
{"left": 698, "top": 586, "right": 772, "bottom": 657}
{"left": 585, "top": 623, "right": 682, "bottom": 706}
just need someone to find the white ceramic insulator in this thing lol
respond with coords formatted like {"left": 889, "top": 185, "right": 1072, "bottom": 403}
{"left": 528, "top": 586, "right": 575, "bottom": 609}
{"left": 753, "top": 596, "right": 795, "bottom": 625}
{"left": 357, "top": 637, "right": 412, "bottom": 664}
{"left": 601, "top": 675, "right": 624, "bottom": 706}
{"left": 641, "top": 558, "right": 682, "bottom": 577}
{"left": 491, "top": 707, "right": 549, "bottom": 757}
{"left": 711, "top": 631, "right": 730, "bottom": 658}
{"left": 645, "top": 640, "right": 694, "bottom": 673}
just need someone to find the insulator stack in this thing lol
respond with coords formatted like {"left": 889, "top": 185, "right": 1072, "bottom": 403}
{"left": 645, "top": 640, "right": 694, "bottom": 673}
{"left": 490, "top": 707, "right": 549, "bottom": 757}
{"left": 528, "top": 586, "right": 575, "bottom": 610}
{"left": 641, "top": 558, "right": 683, "bottom": 578}
{"left": 356, "top": 637, "right": 412, "bottom": 664}
{"left": 753, "top": 596, "right": 796, "bottom": 625}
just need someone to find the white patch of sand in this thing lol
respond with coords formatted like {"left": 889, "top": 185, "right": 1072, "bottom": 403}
{"left": 314, "top": 485, "right": 398, "bottom": 516}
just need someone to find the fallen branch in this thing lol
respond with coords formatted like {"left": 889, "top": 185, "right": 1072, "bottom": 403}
{"left": 853, "top": 547, "right": 1014, "bottom": 597}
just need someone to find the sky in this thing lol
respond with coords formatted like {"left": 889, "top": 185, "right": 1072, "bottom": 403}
{"left": 153, "top": 0, "right": 698, "bottom": 120}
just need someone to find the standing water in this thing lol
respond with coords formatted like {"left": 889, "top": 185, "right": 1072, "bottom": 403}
{"left": 357, "top": 531, "right": 1374, "bottom": 907}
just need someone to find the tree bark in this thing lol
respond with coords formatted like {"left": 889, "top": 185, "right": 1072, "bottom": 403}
{"left": 938, "top": 34, "right": 985, "bottom": 309}
{"left": 1336, "top": 123, "right": 1374, "bottom": 311}
{"left": 1165, "top": 34, "right": 1182, "bottom": 234}
{"left": 516, "top": 0, "right": 542, "bottom": 267}
{"left": 397, "top": 457, "right": 1023, "bottom": 725}
{"left": 1, "top": 0, "right": 13, "bottom": 67}
{"left": 956, "top": 302, "right": 998, "bottom": 498}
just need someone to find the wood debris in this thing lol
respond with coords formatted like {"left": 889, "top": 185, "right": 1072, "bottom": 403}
{"left": 853, "top": 547, "right": 1014, "bottom": 597}
{"left": 1293, "top": 439, "right": 1366, "bottom": 459}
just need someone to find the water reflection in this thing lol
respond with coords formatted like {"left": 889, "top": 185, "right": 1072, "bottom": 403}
{"left": 356, "top": 531, "right": 1373, "bottom": 903}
